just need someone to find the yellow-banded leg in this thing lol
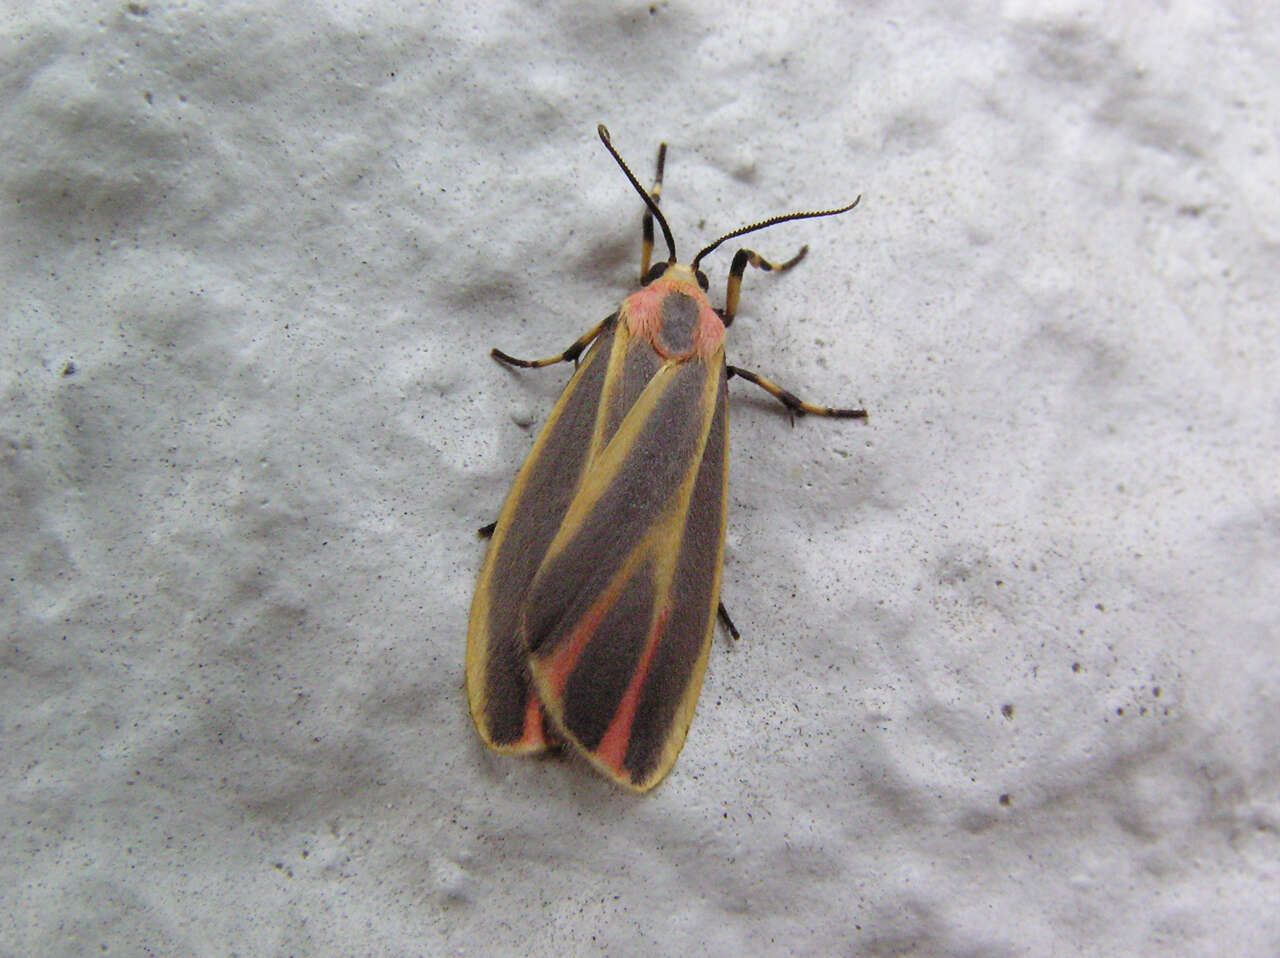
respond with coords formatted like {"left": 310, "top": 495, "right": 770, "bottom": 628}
{"left": 640, "top": 142, "right": 667, "bottom": 280}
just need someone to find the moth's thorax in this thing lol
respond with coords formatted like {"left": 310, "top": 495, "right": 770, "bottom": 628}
{"left": 621, "top": 265, "right": 725, "bottom": 361}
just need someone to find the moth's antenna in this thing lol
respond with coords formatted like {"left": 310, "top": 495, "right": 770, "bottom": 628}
{"left": 692, "top": 197, "right": 861, "bottom": 269}
{"left": 598, "top": 124, "right": 677, "bottom": 263}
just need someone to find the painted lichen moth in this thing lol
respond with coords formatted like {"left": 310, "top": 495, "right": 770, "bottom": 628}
{"left": 466, "top": 124, "right": 865, "bottom": 792}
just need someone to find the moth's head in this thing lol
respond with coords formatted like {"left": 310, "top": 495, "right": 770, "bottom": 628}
{"left": 643, "top": 261, "right": 709, "bottom": 292}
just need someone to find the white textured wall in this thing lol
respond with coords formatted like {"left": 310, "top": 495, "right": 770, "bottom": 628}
{"left": 3, "top": 2, "right": 1276, "bottom": 954}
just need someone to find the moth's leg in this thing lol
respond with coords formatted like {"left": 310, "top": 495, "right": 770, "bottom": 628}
{"left": 727, "top": 365, "right": 867, "bottom": 422}
{"left": 640, "top": 142, "right": 668, "bottom": 280}
{"left": 490, "top": 316, "right": 611, "bottom": 369}
{"left": 717, "top": 601, "right": 740, "bottom": 641}
{"left": 720, "top": 246, "right": 809, "bottom": 327}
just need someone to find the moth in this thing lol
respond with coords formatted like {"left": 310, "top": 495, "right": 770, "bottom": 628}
{"left": 466, "top": 125, "right": 865, "bottom": 791}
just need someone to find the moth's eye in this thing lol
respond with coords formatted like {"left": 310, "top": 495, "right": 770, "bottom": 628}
{"left": 643, "top": 262, "right": 668, "bottom": 284}
{"left": 695, "top": 270, "right": 709, "bottom": 291}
